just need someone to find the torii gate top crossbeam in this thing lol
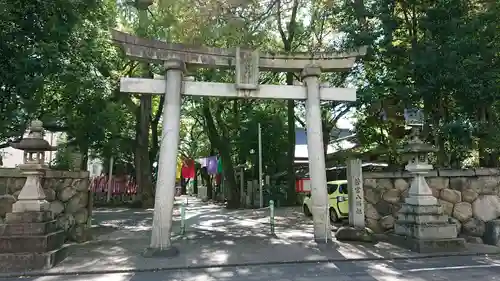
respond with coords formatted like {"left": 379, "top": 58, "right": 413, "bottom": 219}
{"left": 112, "top": 30, "right": 366, "bottom": 72}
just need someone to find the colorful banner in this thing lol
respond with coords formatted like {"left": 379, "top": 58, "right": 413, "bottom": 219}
{"left": 176, "top": 158, "right": 182, "bottom": 180}
{"left": 197, "top": 158, "right": 208, "bottom": 167}
{"left": 217, "top": 156, "right": 223, "bottom": 173}
{"left": 181, "top": 159, "right": 196, "bottom": 179}
{"left": 215, "top": 174, "right": 221, "bottom": 185}
{"left": 207, "top": 156, "right": 218, "bottom": 175}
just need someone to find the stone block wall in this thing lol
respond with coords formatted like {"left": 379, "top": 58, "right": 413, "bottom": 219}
{"left": 0, "top": 168, "right": 91, "bottom": 242}
{"left": 363, "top": 168, "right": 500, "bottom": 243}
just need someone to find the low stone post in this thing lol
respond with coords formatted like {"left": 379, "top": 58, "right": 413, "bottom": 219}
{"left": 269, "top": 200, "right": 275, "bottom": 236}
{"left": 253, "top": 179, "right": 259, "bottom": 207}
{"left": 246, "top": 180, "right": 253, "bottom": 207}
{"left": 180, "top": 202, "right": 186, "bottom": 235}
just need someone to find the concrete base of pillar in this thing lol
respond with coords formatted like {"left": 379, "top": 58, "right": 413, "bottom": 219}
{"left": 313, "top": 228, "right": 333, "bottom": 243}
{"left": 143, "top": 246, "right": 179, "bottom": 258}
{"left": 311, "top": 205, "right": 332, "bottom": 243}
{"left": 314, "top": 237, "right": 333, "bottom": 244}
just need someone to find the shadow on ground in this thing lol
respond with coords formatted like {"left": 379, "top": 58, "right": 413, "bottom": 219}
{"left": 4, "top": 196, "right": 500, "bottom": 277}
{"left": 17, "top": 255, "right": 500, "bottom": 281}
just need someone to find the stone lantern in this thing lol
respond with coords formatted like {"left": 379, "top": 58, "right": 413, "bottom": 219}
{"left": 0, "top": 120, "right": 67, "bottom": 272}
{"left": 400, "top": 128, "right": 438, "bottom": 206}
{"left": 68, "top": 144, "right": 83, "bottom": 172}
{"left": 391, "top": 109, "right": 465, "bottom": 252}
{"left": 9, "top": 120, "right": 56, "bottom": 213}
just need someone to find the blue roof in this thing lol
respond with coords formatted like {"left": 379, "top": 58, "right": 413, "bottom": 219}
{"left": 294, "top": 127, "right": 357, "bottom": 159}
{"left": 295, "top": 127, "right": 354, "bottom": 145}
{"left": 295, "top": 128, "right": 307, "bottom": 145}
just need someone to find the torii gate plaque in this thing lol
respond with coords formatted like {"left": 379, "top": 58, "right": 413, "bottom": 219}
{"left": 113, "top": 30, "right": 366, "bottom": 255}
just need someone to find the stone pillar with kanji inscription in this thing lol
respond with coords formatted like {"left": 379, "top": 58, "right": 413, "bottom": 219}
{"left": 347, "top": 158, "right": 364, "bottom": 228}
{"left": 335, "top": 158, "right": 373, "bottom": 242}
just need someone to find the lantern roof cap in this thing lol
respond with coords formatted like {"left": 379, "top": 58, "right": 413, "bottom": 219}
{"left": 401, "top": 138, "right": 436, "bottom": 154}
{"left": 9, "top": 120, "right": 57, "bottom": 152}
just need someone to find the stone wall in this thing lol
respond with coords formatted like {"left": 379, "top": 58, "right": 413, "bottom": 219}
{"left": 364, "top": 168, "right": 500, "bottom": 243}
{"left": 0, "top": 168, "right": 91, "bottom": 242}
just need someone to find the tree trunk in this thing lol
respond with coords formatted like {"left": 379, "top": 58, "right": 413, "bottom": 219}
{"left": 286, "top": 73, "right": 297, "bottom": 205}
{"left": 193, "top": 169, "right": 198, "bottom": 195}
{"left": 181, "top": 177, "right": 187, "bottom": 195}
{"left": 79, "top": 143, "right": 89, "bottom": 171}
{"left": 150, "top": 119, "right": 159, "bottom": 165}
{"left": 322, "top": 120, "right": 332, "bottom": 158}
{"left": 200, "top": 167, "right": 212, "bottom": 199}
{"left": 202, "top": 99, "right": 240, "bottom": 208}
{"left": 218, "top": 139, "right": 239, "bottom": 208}
{"left": 150, "top": 95, "right": 164, "bottom": 166}
{"left": 477, "top": 105, "right": 488, "bottom": 167}
{"left": 134, "top": 94, "right": 154, "bottom": 208}
{"left": 276, "top": 0, "right": 299, "bottom": 206}
{"left": 423, "top": 97, "right": 448, "bottom": 167}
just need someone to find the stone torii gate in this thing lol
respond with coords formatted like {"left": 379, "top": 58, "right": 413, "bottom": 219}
{"left": 112, "top": 30, "right": 365, "bottom": 253}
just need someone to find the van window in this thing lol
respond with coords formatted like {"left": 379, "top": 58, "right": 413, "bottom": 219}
{"left": 327, "top": 184, "right": 338, "bottom": 194}
{"left": 338, "top": 184, "right": 348, "bottom": 194}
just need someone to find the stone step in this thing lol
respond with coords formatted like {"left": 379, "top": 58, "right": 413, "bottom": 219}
{"left": 387, "top": 233, "right": 466, "bottom": 253}
{"left": 394, "top": 222, "right": 458, "bottom": 240}
{"left": 399, "top": 204, "right": 443, "bottom": 215}
{"left": 0, "top": 244, "right": 69, "bottom": 273}
{"left": 0, "top": 220, "right": 58, "bottom": 236}
{"left": 0, "top": 230, "right": 65, "bottom": 253}
{"left": 397, "top": 213, "right": 449, "bottom": 224}
{"left": 5, "top": 211, "right": 53, "bottom": 224}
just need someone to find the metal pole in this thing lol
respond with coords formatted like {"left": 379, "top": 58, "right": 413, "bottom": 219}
{"left": 180, "top": 202, "right": 186, "bottom": 235}
{"left": 49, "top": 132, "right": 54, "bottom": 164}
{"left": 269, "top": 200, "right": 275, "bottom": 235}
{"left": 106, "top": 156, "right": 114, "bottom": 203}
{"left": 258, "top": 123, "right": 263, "bottom": 208}
{"left": 221, "top": 164, "right": 225, "bottom": 201}
{"left": 240, "top": 168, "right": 245, "bottom": 206}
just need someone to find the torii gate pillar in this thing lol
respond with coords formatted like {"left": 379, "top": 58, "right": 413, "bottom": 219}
{"left": 302, "top": 65, "right": 331, "bottom": 242}
{"left": 144, "top": 59, "right": 185, "bottom": 257}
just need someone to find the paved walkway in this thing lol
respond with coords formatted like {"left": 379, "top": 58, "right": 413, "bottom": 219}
{"left": 2, "top": 196, "right": 500, "bottom": 278}
{"left": 7, "top": 255, "right": 500, "bottom": 281}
